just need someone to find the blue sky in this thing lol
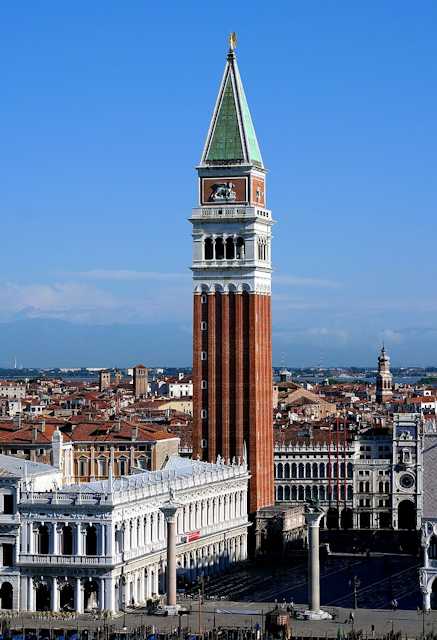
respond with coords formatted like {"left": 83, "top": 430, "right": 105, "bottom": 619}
{"left": 1, "top": 1, "right": 436, "bottom": 368}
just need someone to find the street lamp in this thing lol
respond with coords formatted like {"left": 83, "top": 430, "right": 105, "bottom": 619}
{"left": 349, "top": 575, "right": 361, "bottom": 609}
{"left": 418, "top": 606, "right": 431, "bottom": 639}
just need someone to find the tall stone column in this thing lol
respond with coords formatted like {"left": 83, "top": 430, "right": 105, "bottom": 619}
{"left": 160, "top": 496, "right": 180, "bottom": 609}
{"left": 304, "top": 503, "right": 331, "bottom": 620}
{"left": 28, "top": 577, "right": 34, "bottom": 611}
{"left": 51, "top": 577, "right": 59, "bottom": 612}
{"left": 75, "top": 578, "right": 83, "bottom": 614}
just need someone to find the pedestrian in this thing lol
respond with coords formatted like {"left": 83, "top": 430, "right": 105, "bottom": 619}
{"left": 348, "top": 611, "right": 354, "bottom": 624}
{"left": 371, "top": 624, "right": 375, "bottom": 639}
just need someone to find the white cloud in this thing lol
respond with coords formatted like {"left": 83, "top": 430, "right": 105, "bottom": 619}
{"left": 0, "top": 279, "right": 191, "bottom": 325}
{"left": 274, "top": 274, "right": 341, "bottom": 288}
{"left": 72, "top": 269, "right": 189, "bottom": 281}
{"left": 273, "top": 326, "right": 350, "bottom": 343}
{"left": 381, "top": 328, "right": 404, "bottom": 344}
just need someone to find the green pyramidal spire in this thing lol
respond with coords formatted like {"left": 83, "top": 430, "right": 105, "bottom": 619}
{"left": 201, "top": 45, "right": 264, "bottom": 168}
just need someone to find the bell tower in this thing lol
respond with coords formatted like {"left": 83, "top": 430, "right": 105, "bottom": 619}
{"left": 376, "top": 345, "right": 393, "bottom": 404}
{"left": 191, "top": 35, "right": 274, "bottom": 514}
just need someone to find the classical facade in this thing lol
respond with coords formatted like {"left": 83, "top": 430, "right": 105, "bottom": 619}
{"left": 0, "top": 455, "right": 249, "bottom": 612}
{"left": 191, "top": 36, "right": 274, "bottom": 514}
{"left": 274, "top": 438, "right": 357, "bottom": 529}
{"left": 0, "top": 456, "right": 62, "bottom": 611}
{"left": 274, "top": 414, "right": 423, "bottom": 531}
{"left": 376, "top": 346, "right": 393, "bottom": 404}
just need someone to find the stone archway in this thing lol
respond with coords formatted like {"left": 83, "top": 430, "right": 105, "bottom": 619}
{"left": 431, "top": 578, "right": 437, "bottom": 610}
{"left": 84, "top": 579, "right": 99, "bottom": 611}
{"left": 35, "top": 582, "right": 51, "bottom": 611}
{"left": 59, "top": 582, "right": 74, "bottom": 611}
{"left": 326, "top": 508, "right": 339, "bottom": 529}
{"left": 398, "top": 500, "right": 416, "bottom": 530}
{"left": 341, "top": 508, "right": 353, "bottom": 530}
{"left": 0, "top": 582, "right": 13, "bottom": 610}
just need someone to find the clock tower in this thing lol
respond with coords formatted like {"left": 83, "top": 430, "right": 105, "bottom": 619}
{"left": 190, "top": 36, "right": 274, "bottom": 514}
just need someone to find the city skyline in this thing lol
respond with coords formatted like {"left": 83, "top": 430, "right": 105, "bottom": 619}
{"left": 1, "top": 2, "right": 436, "bottom": 367}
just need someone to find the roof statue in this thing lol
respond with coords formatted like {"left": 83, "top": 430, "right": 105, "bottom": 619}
{"left": 229, "top": 32, "right": 237, "bottom": 51}
{"left": 305, "top": 498, "right": 324, "bottom": 516}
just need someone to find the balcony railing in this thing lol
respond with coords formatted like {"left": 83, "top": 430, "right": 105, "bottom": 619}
{"left": 191, "top": 206, "right": 271, "bottom": 221}
{"left": 19, "top": 554, "right": 113, "bottom": 567}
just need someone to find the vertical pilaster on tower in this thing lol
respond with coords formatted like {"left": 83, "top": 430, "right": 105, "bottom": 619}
{"left": 133, "top": 364, "right": 148, "bottom": 399}
{"left": 190, "top": 35, "right": 274, "bottom": 515}
{"left": 376, "top": 346, "right": 393, "bottom": 404}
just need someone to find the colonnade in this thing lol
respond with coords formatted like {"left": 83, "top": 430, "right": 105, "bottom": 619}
{"left": 21, "top": 521, "right": 113, "bottom": 556}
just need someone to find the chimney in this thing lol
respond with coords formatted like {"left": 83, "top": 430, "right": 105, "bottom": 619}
{"left": 132, "top": 425, "right": 139, "bottom": 441}
{"left": 32, "top": 426, "right": 38, "bottom": 442}
{"left": 41, "top": 420, "right": 46, "bottom": 433}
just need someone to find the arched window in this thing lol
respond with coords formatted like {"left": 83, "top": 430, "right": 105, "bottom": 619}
{"left": 38, "top": 525, "right": 49, "bottom": 555}
{"left": 204, "top": 237, "right": 213, "bottom": 260}
{"left": 402, "top": 449, "right": 411, "bottom": 464}
{"left": 347, "top": 485, "right": 353, "bottom": 500}
{"left": 61, "top": 525, "right": 73, "bottom": 555}
{"left": 291, "top": 486, "right": 297, "bottom": 500}
{"left": 284, "top": 463, "right": 290, "bottom": 479}
{"left": 305, "top": 486, "right": 311, "bottom": 500}
{"left": 85, "top": 525, "right": 97, "bottom": 556}
{"left": 319, "top": 485, "right": 326, "bottom": 501}
{"left": 215, "top": 237, "right": 224, "bottom": 260}
{"left": 97, "top": 457, "right": 106, "bottom": 477}
{"left": 298, "top": 463, "right": 304, "bottom": 479}
{"left": 385, "top": 481, "right": 390, "bottom": 493}
{"left": 298, "top": 486, "right": 304, "bottom": 501}
{"left": 347, "top": 463, "right": 353, "bottom": 478}
{"left": 312, "top": 463, "right": 318, "bottom": 478}
{"left": 305, "top": 463, "right": 311, "bottom": 478}
{"left": 312, "top": 486, "right": 318, "bottom": 500}
{"left": 225, "top": 237, "right": 235, "bottom": 259}
{"left": 277, "top": 463, "right": 283, "bottom": 479}
{"left": 291, "top": 463, "right": 297, "bottom": 479}
{"left": 236, "top": 237, "right": 245, "bottom": 259}
{"left": 78, "top": 458, "right": 88, "bottom": 477}
{"left": 277, "top": 486, "right": 284, "bottom": 501}
{"left": 138, "top": 457, "right": 148, "bottom": 470}
{"left": 284, "top": 486, "right": 290, "bottom": 500}
{"left": 119, "top": 457, "right": 127, "bottom": 476}
{"left": 379, "top": 482, "right": 384, "bottom": 493}
{"left": 319, "top": 463, "right": 325, "bottom": 479}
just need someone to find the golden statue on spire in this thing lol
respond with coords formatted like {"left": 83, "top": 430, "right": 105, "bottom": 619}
{"left": 229, "top": 32, "right": 237, "bottom": 51}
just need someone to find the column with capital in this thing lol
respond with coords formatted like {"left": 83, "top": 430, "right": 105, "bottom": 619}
{"left": 51, "top": 577, "right": 59, "bottom": 612}
{"left": 304, "top": 502, "right": 332, "bottom": 620}
{"left": 28, "top": 577, "right": 35, "bottom": 611}
{"left": 75, "top": 578, "right": 83, "bottom": 614}
{"left": 105, "top": 577, "right": 115, "bottom": 613}
{"left": 160, "top": 497, "right": 180, "bottom": 609}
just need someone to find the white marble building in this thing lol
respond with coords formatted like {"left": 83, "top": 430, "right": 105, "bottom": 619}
{"left": 12, "top": 455, "right": 249, "bottom": 613}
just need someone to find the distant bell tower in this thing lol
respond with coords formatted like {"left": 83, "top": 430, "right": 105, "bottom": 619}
{"left": 191, "top": 34, "right": 274, "bottom": 514}
{"left": 376, "top": 346, "right": 393, "bottom": 403}
{"left": 133, "top": 364, "right": 148, "bottom": 398}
